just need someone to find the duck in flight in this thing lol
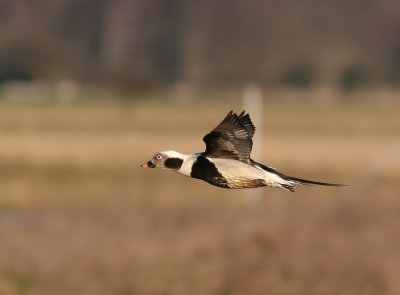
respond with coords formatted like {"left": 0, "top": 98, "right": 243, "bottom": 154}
{"left": 141, "top": 111, "right": 344, "bottom": 191}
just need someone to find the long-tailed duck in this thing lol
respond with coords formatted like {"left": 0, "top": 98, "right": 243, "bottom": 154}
{"left": 141, "top": 111, "right": 344, "bottom": 191}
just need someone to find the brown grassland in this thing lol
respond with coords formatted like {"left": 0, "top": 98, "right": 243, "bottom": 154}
{"left": 0, "top": 90, "right": 399, "bottom": 295}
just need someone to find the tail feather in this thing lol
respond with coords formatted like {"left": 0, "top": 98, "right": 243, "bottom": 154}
{"left": 280, "top": 183, "right": 296, "bottom": 192}
{"left": 251, "top": 159, "right": 346, "bottom": 192}
{"left": 288, "top": 176, "right": 346, "bottom": 187}
{"left": 281, "top": 177, "right": 346, "bottom": 192}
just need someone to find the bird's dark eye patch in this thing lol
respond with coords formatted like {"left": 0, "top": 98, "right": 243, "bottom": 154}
{"left": 164, "top": 158, "right": 183, "bottom": 169}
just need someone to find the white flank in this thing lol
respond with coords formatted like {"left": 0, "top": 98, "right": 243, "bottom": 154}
{"left": 254, "top": 163, "right": 294, "bottom": 188}
{"left": 210, "top": 158, "right": 295, "bottom": 189}
{"left": 208, "top": 158, "right": 266, "bottom": 179}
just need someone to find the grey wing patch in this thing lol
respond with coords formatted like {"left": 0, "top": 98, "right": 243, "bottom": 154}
{"left": 203, "top": 111, "right": 256, "bottom": 163}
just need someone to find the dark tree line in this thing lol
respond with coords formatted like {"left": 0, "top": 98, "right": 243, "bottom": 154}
{"left": 1, "top": 0, "right": 400, "bottom": 89}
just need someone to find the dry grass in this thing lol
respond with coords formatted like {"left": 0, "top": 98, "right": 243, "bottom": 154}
{"left": 0, "top": 95, "right": 399, "bottom": 295}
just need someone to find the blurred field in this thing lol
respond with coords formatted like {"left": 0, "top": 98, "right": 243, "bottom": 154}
{"left": 0, "top": 93, "right": 400, "bottom": 295}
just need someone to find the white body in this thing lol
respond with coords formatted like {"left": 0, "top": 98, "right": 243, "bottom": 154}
{"left": 174, "top": 152, "right": 293, "bottom": 189}
{"left": 210, "top": 158, "right": 291, "bottom": 188}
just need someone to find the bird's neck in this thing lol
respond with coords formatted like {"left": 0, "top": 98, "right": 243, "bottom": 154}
{"left": 177, "top": 153, "right": 200, "bottom": 177}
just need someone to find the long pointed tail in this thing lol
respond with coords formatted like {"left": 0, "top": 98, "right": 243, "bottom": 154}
{"left": 276, "top": 175, "right": 346, "bottom": 192}
{"left": 288, "top": 176, "right": 345, "bottom": 187}
{"left": 251, "top": 160, "right": 346, "bottom": 192}
{"left": 285, "top": 176, "right": 346, "bottom": 192}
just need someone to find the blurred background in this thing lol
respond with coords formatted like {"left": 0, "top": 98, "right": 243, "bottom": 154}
{"left": 0, "top": 1, "right": 400, "bottom": 294}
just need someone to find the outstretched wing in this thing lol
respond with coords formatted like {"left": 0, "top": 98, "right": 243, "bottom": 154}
{"left": 202, "top": 111, "right": 255, "bottom": 163}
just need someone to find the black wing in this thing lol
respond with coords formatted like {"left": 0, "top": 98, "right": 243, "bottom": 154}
{"left": 202, "top": 111, "right": 256, "bottom": 163}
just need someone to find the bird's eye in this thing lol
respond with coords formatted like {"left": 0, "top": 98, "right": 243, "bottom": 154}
{"left": 156, "top": 154, "right": 162, "bottom": 160}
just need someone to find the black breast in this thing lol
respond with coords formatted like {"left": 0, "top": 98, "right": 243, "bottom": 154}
{"left": 190, "top": 155, "right": 229, "bottom": 188}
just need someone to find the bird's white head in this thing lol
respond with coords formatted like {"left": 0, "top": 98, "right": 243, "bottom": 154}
{"left": 141, "top": 150, "right": 185, "bottom": 170}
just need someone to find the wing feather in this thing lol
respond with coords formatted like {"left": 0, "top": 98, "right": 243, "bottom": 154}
{"left": 202, "top": 111, "right": 256, "bottom": 163}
